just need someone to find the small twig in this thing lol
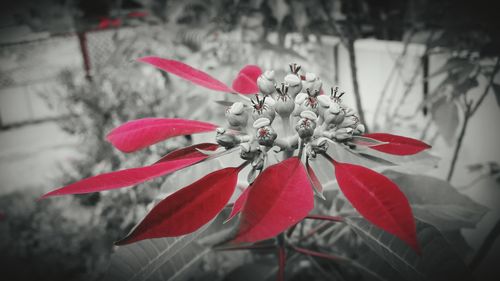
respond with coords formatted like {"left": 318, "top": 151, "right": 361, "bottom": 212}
{"left": 470, "top": 57, "right": 500, "bottom": 115}
{"left": 305, "top": 214, "right": 345, "bottom": 222}
{"left": 292, "top": 245, "right": 347, "bottom": 262}
{"left": 277, "top": 233, "right": 286, "bottom": 281}
{"left": 447, "top": 98, "right": 472, "bottom": 181}
{"left": 447, "top": 58, "right": 500, "bottom": 181}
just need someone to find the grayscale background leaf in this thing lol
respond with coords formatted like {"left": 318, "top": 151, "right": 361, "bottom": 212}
{"left": 346, "top": 217, "right": 473, "bottom": 281}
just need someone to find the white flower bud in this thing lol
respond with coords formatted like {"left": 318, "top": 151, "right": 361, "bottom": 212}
{"left": 275, "top": 84, "right": 295, "bottom": 117}
{"left": 354, "top": 124, "right": 365, "bottom": 135}
{"left": 285, "top": 74, "right": 302, "bottom": 98}
{"left": 317, "top": 95, "right": 332, "bottom": 117}
{"left": 251, "top": 96, "right": 275, "bottom": 122}
{"left": 301, "top": 72, "right": 317, "bottom": 92}
{"left": 225, "top": 102, "right": 249, "bottom": 128}
{"left": 257, "top": 70, "right": 276, "bottom": 96}
{"left": 324, "top": 103, "right": 345, "bottom": 125}
{"left": 295, "top": 111, "right": 317, "bottom": 139}
{"left": 300, "top": 110, "right": 318, "bottom": 121}
{"left": 339, "top": 115, "right": 359, "bottom": 129}
{"left": 335, "top": 127, "right": 354, "bottom": 141}
{"left": 253, "top": 117, "right": 271, "bottom": 128}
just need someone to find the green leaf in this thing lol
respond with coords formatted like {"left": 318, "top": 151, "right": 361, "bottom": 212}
{"left": 384, "top": 170, "right": 488, "bottom": 231}
{"left": 105, "top": 210, "right": 237, "bottom": 281}
{"left": 346, "top": 217, "right": 473, "bottom": 281}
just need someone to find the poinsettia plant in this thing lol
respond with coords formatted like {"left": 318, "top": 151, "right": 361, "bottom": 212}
{"left": 42, "top": 57, "right": 431, "bottom": 279}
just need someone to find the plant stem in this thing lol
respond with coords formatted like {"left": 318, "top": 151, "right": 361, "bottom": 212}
{"left": 446, "top": 103, "right": 471, "bottom": 181}
{"left": 305, "top": 214, "right": 345, "bottom": 222}
{"left": 447, "top": 58, "right": 500, "bottom": 181}
{"left": 277, "top": 233, "right": 286, "bottom": 281}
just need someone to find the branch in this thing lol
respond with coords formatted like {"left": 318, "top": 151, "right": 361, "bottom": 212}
{"left": 447, "top": 57, "right": 500, "bottom": 181}
{"left": 305, "top": 215, "right": 345, "bottom": 222}
{"left": 471, "top": 57, "right": 500, "bottom": 115}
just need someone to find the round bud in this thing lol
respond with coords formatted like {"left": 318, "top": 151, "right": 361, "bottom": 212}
{"left": 226, "top": 102, "right": 249, "bottom": 128}
{"left": 255, "top": 126, "right": 277, "bottom": 146}
{"left": 295, "top": 111, "right": 317, "bottom": 139}
{"left": 275, "top": 94, "right": 295, "bottom": 117}
{"left": 324, "top": 103, "right": 345, "bottom": 125}
{"left": 354, "top": 124, "right": 365, "bottom": 135}
{"left": 301, "top": 72, "right": 317, "bottom": 92}
{"left": 285, "top": 74, "right": 302, "bottom": 98}
{"left": 257, "top": 70, "right": 276, "bottom": 96}
{"left": 253, "top": 117, "right": 270, "bottom": 129}
{"left": 317, "top": 95, "right": 332, "bottom": 118}
{"left": 335, "top": 127, "right": 354, "bottom": 141}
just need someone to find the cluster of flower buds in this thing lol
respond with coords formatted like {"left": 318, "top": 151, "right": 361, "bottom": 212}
{"left": 217, "top": 63, "right": 366, "bottom": 173}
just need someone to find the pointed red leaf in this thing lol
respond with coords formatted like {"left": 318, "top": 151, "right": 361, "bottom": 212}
{"left": 106, "top": 118, "right": 218, "bottom": 153}
{"left": 234, "top": 157, "right": 314, "bottom": 243}
{"left": 115, "top": 167, "right": 241, "bottom": 245}
{"left": 154, "top": 143, "right": 219, "bottom": 164}
{"left": 363, "top": 133, "right": 431, "bottom": 155}
{"left": 305, "top": 158, "right": 324, "bottom": 199}
{"left": 232, "top": 74, "right": 259, "bottom": 94}
{"left": 329, "top": 158, "right": 420, "bottom": 252}
{"left": 231, "top": 65, "right": 262, "bottom": 95}
{"left": 224, "top": 185, "right": 251, "bottom": 223}
{"left": 238, "top": 65, "right": 262, "bottom": 81}
{"left": 41, "top": 157, "right": 206, "bottom": 198}
{"left": 137, "top": 57, "right": 233, "bottom": 92}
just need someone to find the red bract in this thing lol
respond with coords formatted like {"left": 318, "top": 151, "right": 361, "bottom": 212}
{"left": 231, "top": 65, "right": 262, "bottom": 94}
{"left": 42, "top": 143, "right": 217, "bottom": 198}
{"left": 154, "top": 143, "right": 218, "bottom": 164}
{"left": 44, "top": 57, "right": 431, "bottom": 261}
{"left": 363, "top": 133, "right": 431, "bottom": 155}
{"left": 137, "top": 57, "right": 234, "bottom": 92}
{"left": 225, "top": 185, "right": 251, "bottom": 223}
{"left": 327, "top": 156, "right": 420, "bottom": 253}
{"left": 234, "top": 157, "right": 314, "bottom": 243}
{"left": 138, "top": 57, "right": 262, "bottom": 95}
{"left": 106, "top": 118, "right": 217, "bottom": 153}
{"left": 115, "top": 166, "right": 242, "bottom": 245}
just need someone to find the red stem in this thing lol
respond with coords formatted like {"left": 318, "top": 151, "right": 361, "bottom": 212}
{"left": 278, "top": 245, "right": 286, "bottom": 281}
{"left": 214, "top": 244, "right": 275, "bottom": 251}
{"left": 292, "top": 246, "right": 347, "bottom": 262}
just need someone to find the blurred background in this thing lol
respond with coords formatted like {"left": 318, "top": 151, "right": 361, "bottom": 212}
{"left": 0, "top": 0, "right": 499, "bottom": 280}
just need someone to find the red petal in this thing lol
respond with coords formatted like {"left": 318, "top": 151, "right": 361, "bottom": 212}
{"left": 115, "top": 167, "right": 241, "bottom": 245}
{"left": 41, "top": 157, "right": 205, "bottom": 198}
{"left": 234, "top": 157, "right": 314, "bottom": 242}
{"left": 137, "top": 57, "right": 233, "bottom": 92}
{"left": 224, "top": 185, "right": 250, "bottom": 223}
{"left": 106, "top": 118, "right": 217, "bottom": 153}
{"left": 330, "top": 158, "right": 420, "bottom": 252}
{"left": 305, "top": 159, "right": 324, "bottom": 198}
{"left": 231, "top": 65, "right": 262, "bottom": 95}
{"left": 363, "top": 133, "right": 431, "bottom": 155}
{"left": 154, "top": 143, "right": 218, "bottom": 164}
